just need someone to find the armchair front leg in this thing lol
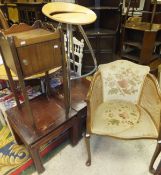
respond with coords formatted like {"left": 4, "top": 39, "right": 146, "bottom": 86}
{"left": 149, "top": 141, "right": 161, "bottom": 174}
{"left": 85, "top": 133, "right": 91, "bottom": 166}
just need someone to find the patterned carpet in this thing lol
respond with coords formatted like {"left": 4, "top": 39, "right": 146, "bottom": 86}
{"left": 0, "top": 74, "right": 92, "bottom": 175}
{"left": 0, "top": 122, "right": 58, "bottom": 175}
{"left": 0, "top": 120, "right": 68, "bottom": 175}
{"left": 0, "top": 124, "right": 29, "bottom": 175}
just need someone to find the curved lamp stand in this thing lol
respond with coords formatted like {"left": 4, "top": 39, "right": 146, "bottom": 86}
{"left": 42, "top": 2, "right": 97, "bottom": 117}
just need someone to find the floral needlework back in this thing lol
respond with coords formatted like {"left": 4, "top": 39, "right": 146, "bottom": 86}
{"left": 99, "top": 60, "right": 150, "bottom": 103}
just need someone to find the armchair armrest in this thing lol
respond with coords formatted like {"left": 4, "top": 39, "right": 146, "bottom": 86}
{"left": 139, "top": 74, "right": 161, "bottom": 133}
{"left": 86, "top": 71, "right": 103, "bottom": 133}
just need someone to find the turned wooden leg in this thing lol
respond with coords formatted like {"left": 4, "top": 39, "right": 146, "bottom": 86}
{"left": 85, "top": 133, "right": 91, "bottom": 166}
{"left": 28, "top": 146, "right": 45, "bottom": 174}
{"left": 149, "top": 143, "right": 161, "bottom": 174}
{"left": 10, "top": 125, "right": 23, "bottom": 145}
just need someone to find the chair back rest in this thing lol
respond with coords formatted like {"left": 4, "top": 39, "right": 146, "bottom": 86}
{"left": 98, "top": 60, "right": 150, "bottom": 104}
{"left": 64, "top": 34, "right": 84, "bottom": 76}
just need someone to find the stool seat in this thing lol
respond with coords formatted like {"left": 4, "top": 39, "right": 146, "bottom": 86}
{"left": 42, "top": 2, "right": 97, "bottom": 25}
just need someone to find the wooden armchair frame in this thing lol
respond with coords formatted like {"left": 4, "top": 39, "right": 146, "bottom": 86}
{"left": 85, "top": 69, "right": 161, "bottom": 174}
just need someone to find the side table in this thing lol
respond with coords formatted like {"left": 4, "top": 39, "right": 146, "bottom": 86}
{"left": 6, "top": 78, "right": 90, "bottom": 173}
{"left": 7, "top": 95, "right": 79, "bottom": 173}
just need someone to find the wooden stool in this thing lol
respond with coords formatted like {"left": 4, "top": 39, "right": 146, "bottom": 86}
{"left": 42, "top": 2, "right": 97, "bottom": 118}
{"left": 7, "top": 95, "right": 79, "bottom": 173}
{"left": 7, "top": 78, "right": 90, "bottom": 173}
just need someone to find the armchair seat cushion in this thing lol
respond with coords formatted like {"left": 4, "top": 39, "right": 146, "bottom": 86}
{"left": 91, "top": 100, "right": 158, "bottom": 139}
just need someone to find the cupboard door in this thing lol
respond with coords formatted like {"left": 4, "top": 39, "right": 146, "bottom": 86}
{"left": 99, "top": 36, "right": 115, "bottom": 51}
{"left": 101, "top": 0, "right": 121, "bottom": 7}
{"left": 84, "top": 36, "right": 97, "bottom": 51}
{"left": 17, "top": 40, "right": 62, "bottom": 76}
{"left": 75, "top": 0, "right": 94, "bottom": 7}
{"left": 82, "top": 51, "right": 96, "bottom": 73}
{"left": 97, "top": 52, "right": 114, "bottom": 64}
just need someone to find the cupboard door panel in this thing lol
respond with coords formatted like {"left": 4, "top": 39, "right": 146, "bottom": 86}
{"left": 99, "top": 36, "right": 115, "bottom": 51}
{"left": 17, "top": 40, "right": 62, "bottom": 76}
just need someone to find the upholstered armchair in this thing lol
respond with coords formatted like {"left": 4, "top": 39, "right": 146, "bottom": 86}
{"left": 85, "top": 60, "right": 161, "bottom": 173}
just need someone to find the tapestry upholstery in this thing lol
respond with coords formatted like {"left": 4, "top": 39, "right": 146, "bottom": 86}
{"left": 88, "top": 60, "right": 160, "bottom": 139}
{"left": 98, "top": 60, "right": 150, "bottom": 103}
{"left": 92, "top": 100, "right": 140, "bottom": 134}
{"left": 92, "top": 99, "right": 158, "bottom": 138}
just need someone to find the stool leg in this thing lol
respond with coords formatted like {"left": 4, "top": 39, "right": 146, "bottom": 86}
{"left": 78, "top": 25, "right": 97, "bottom": 73}
{"left": 5, "top": 66, "right": 21, "bottom": 109}
{"left": 60, "top": 27, "right": 71, "bottom": 119}
{"left": 0, "top": 49, "right": 21, "bottom": 109}
{"left": 18, "top": 77, "right": 35, "bottom": 128}
{"left": 28, "top": 146, "right": 45, "bottom": 174}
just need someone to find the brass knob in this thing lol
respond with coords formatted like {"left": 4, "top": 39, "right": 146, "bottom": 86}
{"left": 54, "top": 45, "right": 58, "bottom": 48}
{"left": 22, "top": 59, "right": 28, "bottom": 66}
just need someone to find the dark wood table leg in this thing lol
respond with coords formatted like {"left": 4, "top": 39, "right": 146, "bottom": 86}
{"left": 70, "top": 116, "right": 79, "bottom": 146}
{"left": 9, "top": 122, "right": 23, "bottom": 145}
{"left": 28, "top": 146, "right": 45, "bottom": 174}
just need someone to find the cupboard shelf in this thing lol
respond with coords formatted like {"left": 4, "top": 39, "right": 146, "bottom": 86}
{"left": 90, "top": 6, "right": 120, "bottom": 10}
{"left": 122, "top": 44, "right": 160, "bottom": 64}
{"left": 123, "top": 41, "right": 142, "bottom": 49}
{"left": 121, "top": 21, "right": 161, "bottom": 67}
{"left": 86, "top": 28, "right": 117, "bottom": 36}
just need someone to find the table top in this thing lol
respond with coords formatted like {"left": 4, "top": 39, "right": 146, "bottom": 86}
{"left": 7, "top": 95, "right": 77, "bottom": 145}
{"left": 42, "top": 2, "right": 97, "bottom": 25}
{"left": 125, "top": 21, "right": 161, "bottom": 31}
{"left": 6, "top": 78, "right": 90, "bottom": 145}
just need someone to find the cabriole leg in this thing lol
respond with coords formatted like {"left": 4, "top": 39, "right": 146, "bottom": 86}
{"left": 149, "top": 142, "right": 161, "bottom": 174}
{"left": 85, "top": 133, "right": 91, "bottom": 166}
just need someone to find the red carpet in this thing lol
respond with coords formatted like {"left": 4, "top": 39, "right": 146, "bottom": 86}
{"left": 0, "top": 125, "right": 68, "bottom": 175}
